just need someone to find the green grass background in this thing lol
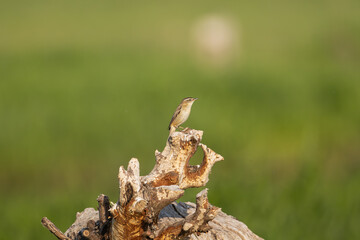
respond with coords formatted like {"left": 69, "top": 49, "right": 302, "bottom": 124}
{"left": 1, "top": 0, "right": 360, "bottom": 239}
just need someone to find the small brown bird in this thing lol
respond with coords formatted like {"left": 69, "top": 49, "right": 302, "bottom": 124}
{"left": 168, "top": 97, "right": 198, "bottom": 134}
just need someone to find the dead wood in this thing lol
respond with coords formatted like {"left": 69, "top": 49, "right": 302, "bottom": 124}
{"left": 41, "top": 217, "right": 70, "bottom": 240}
{"left": 41, "top": 128, "right": 263, "bottom": 240}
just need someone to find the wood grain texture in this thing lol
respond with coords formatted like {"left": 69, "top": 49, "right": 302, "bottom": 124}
{"left": 42, "top": 128, "right": 262, "bottom": 240}
{"left": 41, "top": 217, "right": 71, "bottom": 240}
{"left": 59, "top": 201, "right": 262, "bottom": 240}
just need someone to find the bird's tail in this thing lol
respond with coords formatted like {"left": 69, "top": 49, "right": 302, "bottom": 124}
{"left": 168, "top": 126, "right": 176, "bottom": 138}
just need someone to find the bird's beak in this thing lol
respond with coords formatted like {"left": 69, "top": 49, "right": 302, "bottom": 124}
{"left": 193, "top": 98, "right": 198, "bottom": 101}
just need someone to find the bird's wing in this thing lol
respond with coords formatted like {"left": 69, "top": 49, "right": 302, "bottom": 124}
{"left": 168, "top": 104, "right": 182, "bottom": 130}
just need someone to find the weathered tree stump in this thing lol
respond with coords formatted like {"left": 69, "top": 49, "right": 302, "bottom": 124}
{"left": 42, "top": 128, "right": 263, "bottom": 240}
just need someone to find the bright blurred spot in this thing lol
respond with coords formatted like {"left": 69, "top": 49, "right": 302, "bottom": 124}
{"left": 191, "top": 15, "right": 239, "bottom": 69}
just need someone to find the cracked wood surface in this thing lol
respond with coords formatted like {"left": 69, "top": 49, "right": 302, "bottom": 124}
{"left": 109, "top": 128, "right": 224, "bottom": 240}
{"left": 42, "top": 128, "right": 263, "bottom": 240}
{"left": 62, "top": 201, "right": 263, "bottom": 240}
{"left": 159, "top": 202, "right": 263, "bottom": 240}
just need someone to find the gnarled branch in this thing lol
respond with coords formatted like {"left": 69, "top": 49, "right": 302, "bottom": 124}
{"left": 41, "top": 128, "right": 263, "bottom": 240}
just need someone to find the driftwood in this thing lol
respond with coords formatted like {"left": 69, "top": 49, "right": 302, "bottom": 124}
{"left": 42, "top": 128, "right": 263, "bottom": 240}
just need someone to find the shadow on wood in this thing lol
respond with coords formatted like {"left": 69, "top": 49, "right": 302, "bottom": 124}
{"left": 41, "top": 128, "right": 263, "bottom": 240}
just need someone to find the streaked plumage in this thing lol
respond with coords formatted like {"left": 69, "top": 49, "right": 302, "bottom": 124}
{"left": 169, "top": 97, "right": 198, "bottom": 134}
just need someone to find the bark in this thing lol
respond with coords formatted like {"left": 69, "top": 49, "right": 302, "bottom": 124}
{"left": 41, "top": 217, "right": 70, "bottom": 240}
{"left": 41, "top": 128, "right": 263, "bottom": 240}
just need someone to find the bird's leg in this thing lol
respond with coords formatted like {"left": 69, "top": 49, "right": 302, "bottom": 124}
{"left": 182, "top": 127, "right": 191, "bottom": 133}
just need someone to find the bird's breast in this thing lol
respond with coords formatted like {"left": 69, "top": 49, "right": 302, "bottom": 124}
{"left": 173, "top": 108, "right": 191, "bottom": 126}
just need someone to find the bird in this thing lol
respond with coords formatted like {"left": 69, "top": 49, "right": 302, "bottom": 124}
{"left": 168, "top": 97, "right": 198, "bottom": 135}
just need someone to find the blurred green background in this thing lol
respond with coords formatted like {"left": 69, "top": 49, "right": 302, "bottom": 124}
{"left": 1, "top": 0, "right": 360, "bottom": 239}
